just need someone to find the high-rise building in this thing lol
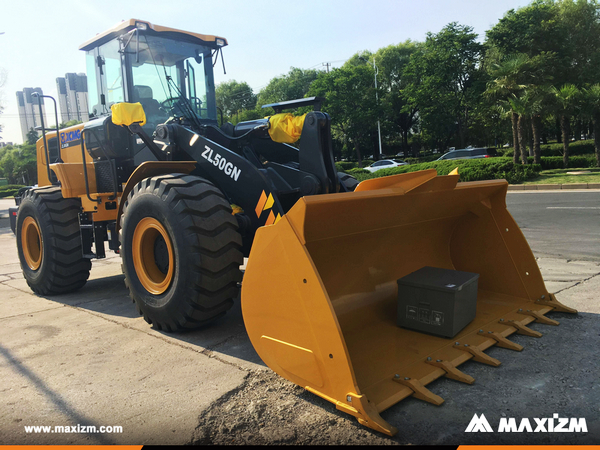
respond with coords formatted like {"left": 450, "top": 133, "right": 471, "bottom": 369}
{"left": 56, "top": 73, "right": 89, "bottom": 124}
{"left": 16, "top": 87, "right": 47, "bottom": 144}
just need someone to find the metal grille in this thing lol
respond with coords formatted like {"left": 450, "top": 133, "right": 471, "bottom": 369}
{"left": 94, "top": 160, "right": 116, "bottom": 194}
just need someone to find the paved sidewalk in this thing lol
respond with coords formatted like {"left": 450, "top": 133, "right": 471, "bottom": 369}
{"left": 0, "top": 229, "right": 257, "bottom": 445}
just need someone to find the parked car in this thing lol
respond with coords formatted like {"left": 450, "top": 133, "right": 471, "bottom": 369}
{"left": 436, "top": 148, "right": 497, "bottom": 161}
{"left": 364, "top": 159, "right": 408, "bottom": 173}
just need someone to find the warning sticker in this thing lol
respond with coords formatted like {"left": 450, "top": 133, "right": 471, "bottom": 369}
{"left": 432, "top": 311, "right": 444, "bottom": 326}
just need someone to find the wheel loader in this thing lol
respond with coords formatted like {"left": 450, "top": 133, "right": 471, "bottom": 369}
{"left": 14, "top": 19, "right": 576, "bottom": 436}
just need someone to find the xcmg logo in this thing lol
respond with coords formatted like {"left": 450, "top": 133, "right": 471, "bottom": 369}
{"left": 60, "top": 129, "right": 81, "bottom": 147}
{"left": 465, "top": 413, "right": 587, "bottom": 433}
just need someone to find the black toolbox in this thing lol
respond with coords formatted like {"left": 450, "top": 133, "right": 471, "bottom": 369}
{"left": 397, "top": 266, "right": 479, "bottom": 338}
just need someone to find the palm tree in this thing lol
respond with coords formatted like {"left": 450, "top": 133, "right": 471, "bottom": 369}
{"left": 580, "top": 84, "right": 600, "bottom": 167}
{"left": 485, "top": 54, "right": 532, "bottom": 164}
{"left": 526, "top": 86, "right": 551, "bottom": 165}
{"left": 552, "top": 84, "right": 580, "bottom": 168}
{"left": 507, "top": 93, "right": 532, "bottom": 165}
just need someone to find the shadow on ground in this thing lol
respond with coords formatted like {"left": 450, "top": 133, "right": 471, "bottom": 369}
{"left": 27, "top": 263, "right": 265, "bottom": 370}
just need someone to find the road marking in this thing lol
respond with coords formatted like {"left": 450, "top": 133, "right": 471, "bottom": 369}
{"left": 546, "top": 207, "right": 600, "bottom": 210}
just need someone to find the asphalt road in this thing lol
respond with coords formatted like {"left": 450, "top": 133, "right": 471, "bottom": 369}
{"left": 3, "top": 192, "right": 599, "bottom": 258}
{"left": 507, "top": 190, "right": 600, "bottom": 261}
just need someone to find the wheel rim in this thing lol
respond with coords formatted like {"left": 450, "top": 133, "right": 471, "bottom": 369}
{"left": 22, "top": 216, "right": 43, "bottom": 270}
{"left": 132, "top": 217, "right": 174, "bottom": 295}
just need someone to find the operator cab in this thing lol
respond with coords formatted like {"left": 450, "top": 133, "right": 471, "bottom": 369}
{"left": 80, "top": 20, "right": 226, "bottom": 138}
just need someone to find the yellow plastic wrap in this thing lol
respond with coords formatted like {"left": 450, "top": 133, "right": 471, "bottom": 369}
{"left": 268, "top": 113, "right": 306, "bottom": 143}
{"left": 111, "top": 102, "right": 147, "bottom": 127}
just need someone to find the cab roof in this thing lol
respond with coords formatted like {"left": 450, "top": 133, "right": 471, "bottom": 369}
{"left": 79, "top": 19, "right": 228, "bottom": 51}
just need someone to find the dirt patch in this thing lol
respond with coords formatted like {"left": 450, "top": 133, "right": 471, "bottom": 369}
{"left": 190, "top": 370, "right": 393, "bottom": 445}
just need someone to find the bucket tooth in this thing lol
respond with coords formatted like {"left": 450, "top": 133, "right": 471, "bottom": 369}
{"left": 453, "top": 343, "right": 501, "bottom": 367}
{"left": 426, "top": 359, "right": 474, "bottom": 384}
{"left": 499, "top": 318, "right": 542, "bottom": 337}
{"left": 536, "top": 294, "right": 578, "bottom": 314}
{"left": 478, "top": 330, "right": 523, "bottom": 351}
{"left": 345, "top": 393, "right": 398, "bottom": 436}
{"left": 517, "top": 308, "right": 559, "bottom": 326}
{"left": 393, "top": 376, "right": 444, "bottom": 405}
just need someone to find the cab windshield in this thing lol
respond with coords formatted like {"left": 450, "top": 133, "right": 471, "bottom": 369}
{"left": 87, "top": 31, "right": 217, "bottom": 131}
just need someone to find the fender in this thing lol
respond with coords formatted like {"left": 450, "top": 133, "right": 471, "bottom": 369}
{"left": 116, "top": 161, "right": 197, "bottom": 233}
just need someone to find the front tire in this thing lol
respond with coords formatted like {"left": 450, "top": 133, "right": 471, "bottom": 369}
{"left": 16, "top": 186, "right": 91, "bottom": 294}
{"left": 120, "top": 174, "right": 244, "bottom": 332}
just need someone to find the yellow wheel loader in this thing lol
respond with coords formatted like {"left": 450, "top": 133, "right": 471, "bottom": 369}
{"left": 14, "top": 19, "right": 576, "bottom": 436}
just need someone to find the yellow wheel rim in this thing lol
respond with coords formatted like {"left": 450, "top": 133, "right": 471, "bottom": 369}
{"left": 22, "top": 216, "right": 43, "bottom": 270}
{"left": 132, "top": 217, "right": 174, "bottom": 295}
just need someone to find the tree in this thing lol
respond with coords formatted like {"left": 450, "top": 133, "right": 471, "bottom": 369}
{"left": 257, "top": 68, "right": 319, "bottom": 112}
{"left": 59, "top": 119, "right": 82, "bottom": 129}
{"left": 0, "top": 144, "right": 37, "bottom": 185}
{"left": 556, "top": 0, "right": 600, "bottom": 87}
{"left": 486, "top": 0, "right": 600, "bottom": 97}
{"left": 506, "top": 89, "right": 546, "bottom": 164}
{"left": 215, "top": 80, "right": 257, "bottom": 119}
{"left": 309, "top": 64, "right": 379, "bottom": 166}
{"left": 26, "top": 128, "right": 38, "bottom": 145}
{"left": 485, "top": 1, "right": 566, "bottom": 60}
{"left": 507, "top": 93, "right": 531, "bottom": 164}
{"left": 0, "top": 151, "right": 15, "bottom": 182}
{"left": 527, "top": 85, "right": 553, "bottom": 164}
{"left": 374, "top": 41, "right": 421, "bottom": 155}
{"left": 403, "top": 23, "right": 484, "bottom": 150}
{"left": 485, "top": 54, "right": 532, "bottom": 163}
{"left": 552, "top": 83, "right": 580, "bottom": 167}
{"left": 580, "top": 84, "right": 600, "bottom": 166}
{"left": 0, "top": 68, "right": 6, "bottom": 140}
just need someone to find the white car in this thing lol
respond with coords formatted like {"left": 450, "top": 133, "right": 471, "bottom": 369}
{"left": 364, "top": 159, "right": 408, "bottom": 173}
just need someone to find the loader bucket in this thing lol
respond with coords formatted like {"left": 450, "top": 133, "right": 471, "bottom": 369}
{"left": 241, "top": 169, "right": 576, "bottom": 436}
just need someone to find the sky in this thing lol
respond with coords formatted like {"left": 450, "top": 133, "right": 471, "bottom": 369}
{"left": 0, "top": 0, "right": 532, "bottom": 144}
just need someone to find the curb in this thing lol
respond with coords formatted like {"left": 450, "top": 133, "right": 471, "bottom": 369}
{"left": 508, "top": 183, "right": 600, "bottom": 190}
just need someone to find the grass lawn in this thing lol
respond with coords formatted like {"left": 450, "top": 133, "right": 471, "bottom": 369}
{"left": 523, "top": 168, "right": 600, "bottom": 184}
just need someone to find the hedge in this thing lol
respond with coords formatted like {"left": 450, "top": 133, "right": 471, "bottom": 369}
{"left": 0, "top": 189, "right": 20, "bottom": 198}
{"left": 342, "top": 158, "right": 543, "bottom": 184}
{"left": 0, "top": 184, "right": 26, "bottom": 198}
{"left": 0, "top": 184, "right": 26, "bottom": 192}
{"left": 527, "top": 155, "right": 597, "bottom": 170}
{"left": 500, "top": 139, "right": 598, "bottom": 158}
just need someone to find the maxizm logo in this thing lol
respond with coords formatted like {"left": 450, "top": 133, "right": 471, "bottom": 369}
{"left": 465, "top": 413, "right": 587, "bottom": 433}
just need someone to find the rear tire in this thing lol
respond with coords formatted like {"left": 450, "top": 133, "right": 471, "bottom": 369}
{"left": 16, "top": 186, "right": 91, "bottom": 294}
{"left": 120, "top": 174, "right": 243, "bottom": 332}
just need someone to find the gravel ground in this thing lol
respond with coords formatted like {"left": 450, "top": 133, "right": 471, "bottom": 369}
{"left": 191, "top": 309, "right": 599, "bottom": 445}
{"left": 191, "top": 370, "right": 392, "bottom": 445}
